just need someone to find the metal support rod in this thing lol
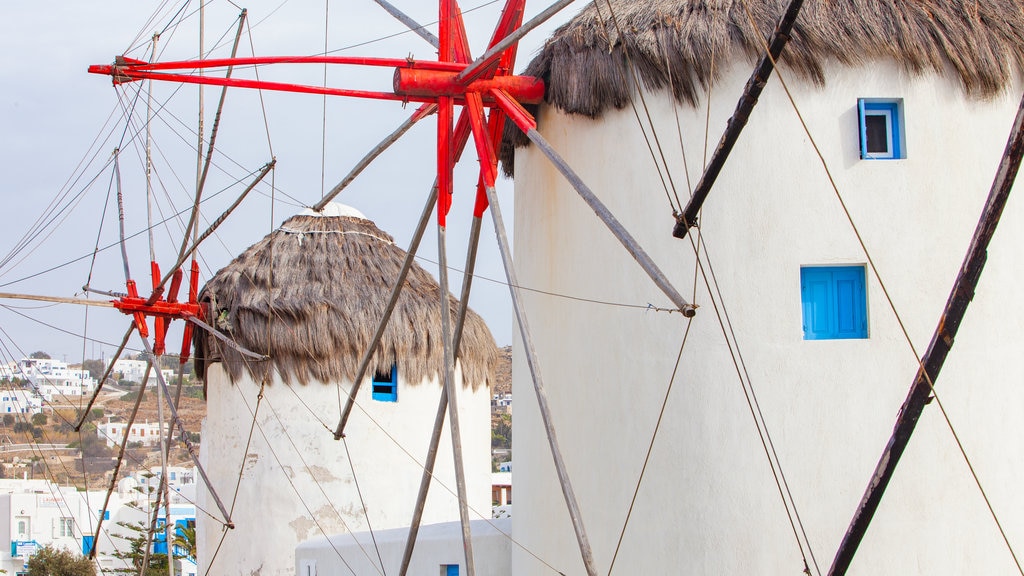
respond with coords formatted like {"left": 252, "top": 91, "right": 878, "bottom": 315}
{"left": 141, "top": 338, "right": 234, "bottom": 528}
{"left": 674, "top": 0, "right": 805, "bottom": 238}
{"left": 90, "top": 365, "right": 151, "bottom": 559}
{"left": 524, "top": 128, "right": 696, "bottom": 315}
{"left": 437, "top": 224, "right": 476, "bottom": 576}
{"left": 372, "top": 0, "right": 440, "bottom": 48}
{"left": 456, "top": 0, "right": 576, "bottom": 83}
{"left": 312, "top": 104, "right": 437, "bottom": 212}
{"left": 398, "top": 215, "right": 483, "bottom": 576}
{"left": 828, "top": 89, "right": 1024, "bottom": 575}
{"left": 483, "top": 183, "right": 598, "bottom": 576}
{"left": 334, "top": 184, "right": 439, "bottom": 438}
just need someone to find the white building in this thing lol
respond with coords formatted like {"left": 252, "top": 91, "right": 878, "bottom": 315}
{"left": 96, "top": 418, "right": 168, "bottom": 448}
{"left": 0, "top": 390, "right": 42, "bottom": 416}
{"left": 104, "top": 358, "right": 178, "bottom": 385}
{"left": 195, "top": 205, "right": 498, "bottom": 576}
{"left": 105, "top": 358, "right": 147, "bottom": 383}
{"left": 0, "top": 472, "right": 198, "bottom": 575}
{"left": 504, "top": 2, "right": 1024, "bottom": 575}
{"left": 17, "top": 359, "right": 96, "bottom": 403}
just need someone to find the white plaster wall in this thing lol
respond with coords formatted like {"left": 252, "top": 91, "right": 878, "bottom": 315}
{"left": 511, "top": 59, "right": 1024, "bottom": 575}
{"left": 295, "top": 517, "right": 512, "bottom": 575}
{"left": 198, "top": 363, "right": 492, "bottom": 576}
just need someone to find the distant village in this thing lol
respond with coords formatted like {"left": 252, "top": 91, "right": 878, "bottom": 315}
{"left": 0, "top": 353, "right": 203, "bottom": 575}
{"left": 0, "top": 349, "right": 512, "bottom": 575}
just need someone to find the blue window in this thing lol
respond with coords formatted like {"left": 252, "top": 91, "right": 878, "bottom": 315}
{"left": 442, "top": 565, "right": 459, "bottom": 576}
{"left": 82, "top": 535, "right": 94, "bottom": 555}
{"left": 801, "top": 266, "right": 868, "bottom": 340}
{"left": 858, "top": 98, "right": 905, "bottom": 159}
{"left": 371, "top": 365, "right": 398, "bottom": 402}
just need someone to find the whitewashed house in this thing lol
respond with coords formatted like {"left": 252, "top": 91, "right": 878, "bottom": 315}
{"left": 0, "top": 390, "right": 42, "bottom": 416}
{"left": 96, "top": 418, "right": 168, "bottom": 448}
{"left": 17, "top": 358, "right": 96, "bottom": 402}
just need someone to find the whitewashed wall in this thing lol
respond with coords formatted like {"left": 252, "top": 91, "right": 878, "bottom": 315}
{"left": 198, "top": 363, "right": 492, "bottom": 576}
{"left": 511, "top": 59, "right": 1024, "bottom": 575}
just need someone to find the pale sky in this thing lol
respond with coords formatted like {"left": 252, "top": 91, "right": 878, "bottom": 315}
{"left": 0, "top": 0, "right": 580, "bottom": 364}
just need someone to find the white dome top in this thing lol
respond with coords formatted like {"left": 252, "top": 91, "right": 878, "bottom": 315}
{"left": 300, "top": 202, "right": 366, "bottom": 219}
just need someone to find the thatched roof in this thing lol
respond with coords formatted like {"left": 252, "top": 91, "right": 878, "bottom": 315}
{"left": 501, "top": 0, "right": 1024, "bottom": 174}
{"left": 194, "top": 206, "right": 499, "bottom": 388}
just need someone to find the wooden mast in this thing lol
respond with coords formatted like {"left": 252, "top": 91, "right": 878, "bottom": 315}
{"left": 828, "top": 88, "right": 1024, "bottom": 575}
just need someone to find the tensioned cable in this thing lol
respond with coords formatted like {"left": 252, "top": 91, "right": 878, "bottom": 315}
{"left": 661, "top": 34, "right": 694, "bottom": 197}
{"left": 607, "top": 315, "right": 694, "bottom": 575}
{"left": 734, "top": 1, "right": 1021, "bottom": 570}
{"left": 205, "top": 262, "right": 564, "bottom": 573}
{"left": 0, "top": 167, "right": 267, "bottom": 290}
{"left": 245, "top": 17, "right": 277, "bottom": 160}
{"left": 203, "top": 380, "right": 266, "bottom": 576}
{"left": 224, "top": 382, "right": 365, "bottom": 575}
{"left": 691, "top": 231, "right": 819, "bottom": 573}
{"left": 0, "top": 336, "right": 135, "bottom": 566}
{"left": 591, "top": 1, "right": 681, "bottom": 216}
{"left": 655, "top": 32, "right": 819, "bottom": 565}
{"left": 19, "top": 358, "right": 228, "bottom": 527}
{"left": 697, "top": 231, "right": 820, "bottom": 575}
{"left": 342, "top": 435, "right": 387, "bottom": 574}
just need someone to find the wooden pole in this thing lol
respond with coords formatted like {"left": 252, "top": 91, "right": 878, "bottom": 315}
{"left": 313, "top": 104, "right": 437, "bottom": 212}
{"left": 141, "top": 338, "right": 234, "bottom": 528}
{"left": 484, "top": 183, "right": 599, "bottom": 576}
{"left": 372, "top": 0, "right": 440, "bottom": 48}
{"left": 0, "top": 292, "right": 114, "bottom": 307}
{"left": 89, "top": 365, "right": 151, "bottom": 559}
{"left": 673, "top": 0, "right": 805, "bottom": 238}
{"left": 457, "top": 0, "right": 576, "bottom": 84}
{"left": 828, "top": 89, "right": 1024, "bottom": 575}
{"left": 525, "top": 128, "right": 695, "bottom": 316}
{"left": 437, "top": 223, "right": 476, "bottom": 575}
{"left": 398, "top": 215, "right": 483, "bottom": 576}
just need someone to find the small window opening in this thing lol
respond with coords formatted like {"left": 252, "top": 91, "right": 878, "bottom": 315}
{"left": 371, "top": 364, "right": 398, "bottom": 402}
{"left": 858, "top": 98, "right": 905, "bottom": 160}
{"left": 441, "top": 565, "right": 459, "bottom": 576}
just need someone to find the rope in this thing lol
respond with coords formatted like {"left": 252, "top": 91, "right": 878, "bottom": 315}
{"left": 607, "top": 318, "right": 694, "bottom": 575}
{"left": 343, "top": 437, "right": 388, "bottom": 575}
{"left": 592, "top": 1, "right": 682, "bottom": 216}
{"left": 734, "top": 0, "right": 1021, "bottom": 570}
{"left": 203, "top": 379, "right": 266, "bottom": 576}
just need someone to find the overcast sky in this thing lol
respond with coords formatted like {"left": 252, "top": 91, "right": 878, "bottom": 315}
{"left": 0, "top": 0, "right": 580, "bottom": 364}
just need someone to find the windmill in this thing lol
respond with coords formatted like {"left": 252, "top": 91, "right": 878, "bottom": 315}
{"left": 77, "top": 1, "right": 701, "bottom": 575}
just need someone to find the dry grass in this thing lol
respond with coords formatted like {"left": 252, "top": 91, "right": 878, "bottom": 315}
{"left": 502, "top": 0, "right": 1024, "bottom": 174}
{"left": 195, "top": 213, "right": 499, "bottom": 389}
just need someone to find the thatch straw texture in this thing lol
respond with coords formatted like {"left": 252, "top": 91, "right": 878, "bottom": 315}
{"left": 501, "top": 0, "right": 1024, "bottom": 173}
{"left": 194, "top": 213, "right": 498, "bottom": 389}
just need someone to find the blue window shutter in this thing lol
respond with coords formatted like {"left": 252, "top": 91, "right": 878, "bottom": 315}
{"left": 82, "top": 535, "right": 94, "bottom": 555}
{"left": 857, "top": 99, "right": 869, "bottom": 159}
{"left": 371, "top": 364, "right": 398, "bottom": 402}
{"left": 801, "top": 266, "right": 867, "bottom": 340}
{"left": 445, "top": 565, "right": 460, "bottom": 576}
